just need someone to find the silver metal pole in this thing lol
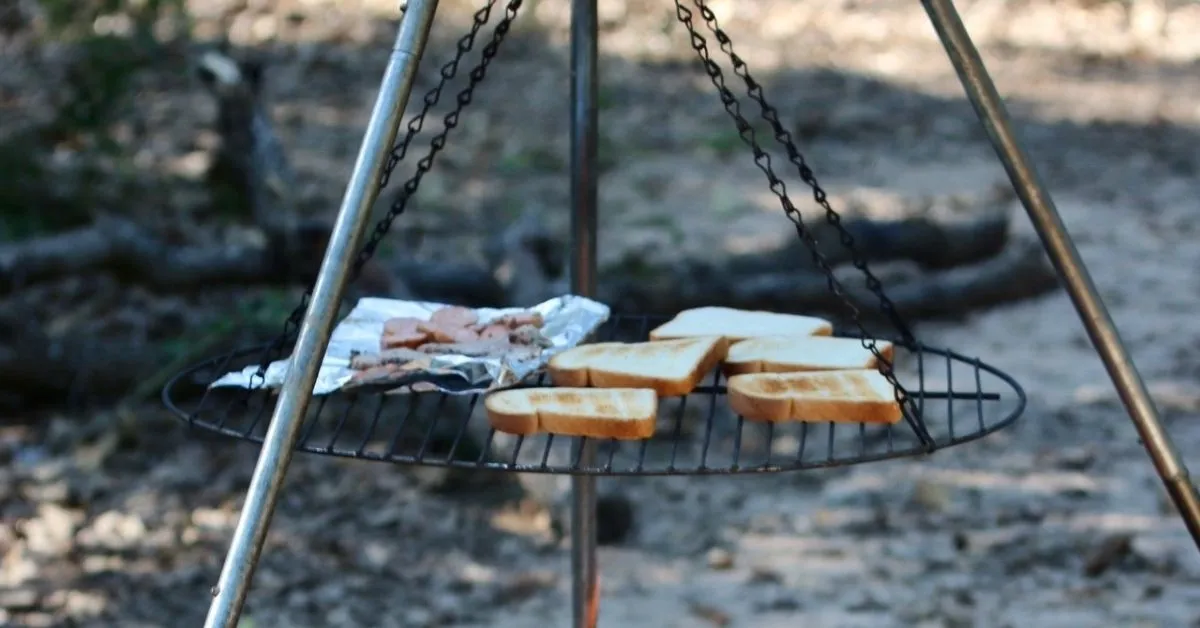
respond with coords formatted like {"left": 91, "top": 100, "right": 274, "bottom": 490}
{"left": 569, "top": 0, "right": 600, "bottom": 623}
{"left": 203, "top": 4, "right": 440, "bottom": 625}
{"left": 921, "top": 0, "right": 1200, "bottom": 550}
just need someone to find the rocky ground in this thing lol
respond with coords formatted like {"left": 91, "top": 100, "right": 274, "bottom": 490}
{"left": 6, "top": 0, "right": 1200, "bottom": 626}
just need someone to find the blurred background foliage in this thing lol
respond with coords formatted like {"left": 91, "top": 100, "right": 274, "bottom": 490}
{"left": 0, "top": 0, "right": 191, "bottom": 241}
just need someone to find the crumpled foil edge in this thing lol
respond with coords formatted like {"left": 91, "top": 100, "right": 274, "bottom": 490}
{"left": 209, "top": 294, "right": 611, "bottom": 396}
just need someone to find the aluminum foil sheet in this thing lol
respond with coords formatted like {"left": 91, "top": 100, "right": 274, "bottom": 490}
{"left": 209, "top": 294, "right": 611, "bottom": 396}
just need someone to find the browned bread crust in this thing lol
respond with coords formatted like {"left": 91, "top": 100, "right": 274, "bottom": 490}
{"left": 547, "top": 337, "right": 724, "bottom": 397}
{"left": 484, "top": 387, "right": 658, "bottom": 440}
{"left": 727, "top": 370, "right": 902, "bottom": 424}
{"left": 723, "top": 336, "right": 895, "bottom": 376}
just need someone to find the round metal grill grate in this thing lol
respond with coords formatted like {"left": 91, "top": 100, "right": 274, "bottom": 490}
{"left": 164, "top": 314, "right": 1025, "bottom": 475}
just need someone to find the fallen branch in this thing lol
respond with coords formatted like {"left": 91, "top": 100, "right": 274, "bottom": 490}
{"left": 723, "top": 238, "right": 1060, "bottom": 321}
{"left": 588, "top": 236, "right": 1058, "bottom": 327}
{"left": 0, "top": 307, "right": 151, "bottom": 405}
{"left": 0, "top": 217, "right": 293, "bottom": 293}
{"left": 724, "top": 211, "right": 1013, "bottom": 275}
{"left": 0, "top": 215, "right": 513, "bottom": 306}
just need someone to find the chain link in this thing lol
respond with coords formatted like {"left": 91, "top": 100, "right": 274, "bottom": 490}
{"left": 691, "top": 4, "right": 915, "bottom": 346}
{"left": 352, "top": 0, "right": 521, "bottom": 277}
{"left": 251, "top": 0, "right": 523, "bottom": 385}
{"left": 673, "top": 0, "right": 929, "bottom": 445}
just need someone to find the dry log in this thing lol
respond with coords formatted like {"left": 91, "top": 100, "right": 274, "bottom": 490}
{"left": 0, "top": 217, "right": 294, "bottom": 293}
{"left": 723, "top": 211, "right": 1011, "bottom": 275}
{"left": 723, "top": 238, "right": 1060, "bottom": 321}
{"left": 590, "top": 236, "right": 1058, "bottom": 326}
{"left": 0, "top": 215, "right": 511, "bottom": 305}
{"left": 0, "top": 307, "right": 150, "bottom": 405}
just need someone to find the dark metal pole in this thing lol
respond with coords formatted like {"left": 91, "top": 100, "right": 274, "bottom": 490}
{"left": 203, "top": 3, "right": 440, "bottom": 626}
{"left": 569, "top": 0, "right": 600, "bottom": 624}
{"left": 921, "top": 0, "right": 1200, "bottom": 550}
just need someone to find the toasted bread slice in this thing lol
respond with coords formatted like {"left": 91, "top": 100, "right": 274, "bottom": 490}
{"left": 484, "top": 387, "right": 658, "bottom": 440}
{"left": 648, "top": 307, "right": 833, "bottom": 353}
{"left": 724, "top": 336, "right": 895, "bottom": 376}
{"left": 727, "top": 369, "right": 902, "bottom": 424}
{"left": 548, "top": 336, "right": 724, "bottom": 397}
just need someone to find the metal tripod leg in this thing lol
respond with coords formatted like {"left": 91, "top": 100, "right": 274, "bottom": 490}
{"left": 202, "top": 3, "right": 440, "bottom": 626}
{"left": 921, "top": 0, "right": 1200, "bottom": 550}
{"left": 569, "top": 0, "right": 600, "bottom": 625}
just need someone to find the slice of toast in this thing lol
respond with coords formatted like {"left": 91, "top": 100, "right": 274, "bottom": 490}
{"left": 723, "top": 335, "right": 895, "bottom": 376}
{"left": 485, "top": 387, "right": 658, "bottom": 440}
{"left": 648, "top": 307, "right": 833, "bottom": 353}
{"left": 548, "top": 336, "right": 724, "bottom": 397}
{"left": 727, "top": 369, "right": 902, "bottom": 424}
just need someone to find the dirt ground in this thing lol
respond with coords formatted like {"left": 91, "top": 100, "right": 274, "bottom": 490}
{"left": 7, "top": 0, "right": 1200, "bottom": 626}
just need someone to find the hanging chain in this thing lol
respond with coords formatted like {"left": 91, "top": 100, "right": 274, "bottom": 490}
{"left": 673, "top": 0, "right": 928, "bottom": 442}
{"left": 689, "top": 1, "right": 915, "bottom": 346}
{"left": 250, "top": 0, "right": 523, "bottom": 385}
{"left": 350, "top": 0, "right": 521, "bottom": 278}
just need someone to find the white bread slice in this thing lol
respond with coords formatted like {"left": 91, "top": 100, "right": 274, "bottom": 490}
{"left": 547, "top": 336, "right": 724, "bottom": 397}
{"left": 485, "top": 387, "right": 658, "bottom": 440}
{"left": 727, "top": 369, "right": 902, "bottom": 424}
{"left": 648, "top": 307, "right": 833, "bottom": 353}
{"left": 724, "top": 335, "right": 895, "bottom": 376}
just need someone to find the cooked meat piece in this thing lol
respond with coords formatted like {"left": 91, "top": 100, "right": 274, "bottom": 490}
{"left": 449, "top": 327, "right": 479, "bottom": 342}
{"left": 380, "top": 317, "right": 428, "bottom": 350}
{"left": 348, "top": 363, "right": 402, "bottom": 385}
{"left": 418, "top": 321, "right": 480, "bottom": 344}
{"left": 350, "top": 352, "right": 382, "bottom": 370}
{"left": 383, "top": 316, "right": 423, "bottom": 335}
{"left": 478, "top": 324, "right": 510, "bottom": 340}
{"left": 510, "top": 324, "right": 553, "bottom": 348}
{"left": 381, "top": 330, "right": 428, "bottom": 350}
{"left": 493, "top": 311, "right": 544, "bottom": 329}
{"left": 419, "top": 338, "right": 512, "bottom": 358}
{"left": 430, "top": 305, "right": 479, "bottom": 328}
{"left": 350, "top": 348, "right": 428, "bottom": 370}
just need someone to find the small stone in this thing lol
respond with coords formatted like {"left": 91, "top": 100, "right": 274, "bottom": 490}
{"left": 908, "top": 479, "right": 951, "bottom": 513}
{"left": 363, "top": 504, "right": 405, "bottom": 528}
{"left": 61, "top": 590, "right": 105, "bottom": 616}
{"left": 403, "top": 607, "right": 434, "bottom": 627}
{"left": 706, "top": 547, "right": 735, "bottom": 570}
{"left": 78, "top": 510, "right": 146, "bottom": 551}
{"left": 0, "top": 588, "right": 39, "bottom": 611}
{"left": 1130, "top": 533, "right": 1200, "bottom": 577}
{"left": 492, "top": 570, "right": 555, "bottom": 606}
{"left": 753, "top": 595, "right": 801, "bottom": 612}
{"left": 745, "top": 513, "right": 789, "bottom": 534}
{"left": 27, "top": 458, "right": 67, "bottom": 482}
{"left": 22, "top": 504, "right": 81, "bottom": 555}
{"left": 12, "top": 611, "right": 53, "bottom": 627}
{"left": 361, "top": 541, "right": 392, "bottom": 570}
{"left": 688, "top": 600, "right": 732, "bottom": 627}
{"left": 1084, "top": 533, "right": 1134, "bottom": 577}
{"left": 811, "top": 507, "right": 885, "bottom": 535}
{"left": 1051, "top": 446, "right": 1096, "bottom": 471}
{"left": 746, "top": 566, "right": 783, "bottom": 585}
{"left": 845, "top": 588, "right": 889, "bottom": 612}
{"left": 22, "top": 478, "right": 70, "bottom": 505}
